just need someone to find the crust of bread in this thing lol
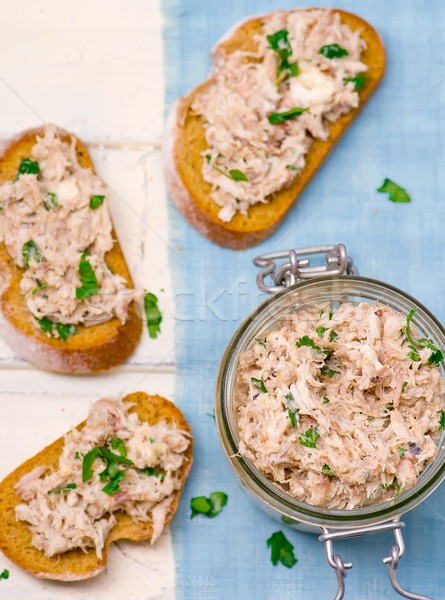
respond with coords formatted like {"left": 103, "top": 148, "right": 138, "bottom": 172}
{"left": 0, "top": 126, "right": 142, "bottom": 373}
{"left": 0, "top": 392, "right": 193, "bottom": 581}
{"left": 164, "top": 8, "right": 386, "bottom": 250}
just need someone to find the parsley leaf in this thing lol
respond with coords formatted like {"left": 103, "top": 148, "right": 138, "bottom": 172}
{"left": 329, "top": 330, "right": 338, "bottom": 342}
{"left": 82, "top": 447, "right": 100, "bottom": 482}
{"left": 267, "top": 29, "right": 292, "bottom": 59}
{"left": 76, "top": 251, "right": 98, "bottom": 300}
{"left": 316, "top": 327, "right": 327, "bottom": 338}
{"left": 140, "top": 467, "right": 165, "bottom": 481}
{"left": 299, "top": 427, "right": 319, "bottom": 448}
{"left": 0, "top": 569, "right": 9, "bottom": 580}
{"left": 251, "top": 377, "right": 267, "bottom": 393}
{"left": 398, "top": 448, "right": 406, "bottom": 459}
{"left": 214, "top": 166, "right": 249, "bottom": 182}
{"left": 428, "top": 349, "right": 444, "bottom": 367}
{"left": 328, "top": 311, "right": 334, "bottom": 320}
{"left": 255, "top": 337, "right": 267, "bottom": 348}
{"left": 408, "top": 350, "right": 421, "bottom": 362}
{"left": 267, "top": 531, "right": 297, "bottom": 568}
{"left": 319, "top": 43, "right": 348, "bottom": 59}
{"left": 14, "top": 158, "right": 40, "bottom": 181}
{"left": 377, "top": 178, "right": 410, "bottom": 203}
{"left": 321, "top": 366, "right": 338, "bottom": 378}
{"left": 295, "top": 335, "right": 323, "bottom": 353}
{"left": 322, "top": 464, "right": 337, "bottom": 477}
{"left": 440, "top": 410, "right": 445, "bottom": 430}
{"left": 102, "top": 470, "right": 127, "bottom": 496}
{"left": 323, "top": 396, "right": 330, "bottom": 403}
{"left": 34, "top": 316, "right": 53, "bottom": 335}
{"left": 32, "top": 280, "right": 47, "bottom": 294}
{"left": 401, "top": 381, "right": 408, "bottom": 394}
{"left": 344, "top": 74, "right": 367, "bottom": 90}
{"left": 110, "top": 437, "right": 127, "bottom": 458}
{"left": 47, "top": 483, "right": 77, "bottom": 494}
{"left": 90, "top": 195, "right": 105, "bottom": 209}
{"left": 143, "top": 292, "right": 162, "bottom": 338}
{"left": 191, "top": 491, "right": 228, "bottom": 518}
{"left": 268, "top": 107, "right": 308, "bottom": 125}
{"left": 288, "top": 408, "right": 299, "bottom": 428}
{"left": 56, "top": 322, "right": 77, "bottom": 342}
{"left": 22, "top": 240, "right": 44, "bottom": 269}
{"left": 382, "top": 478, "right": 402, "bottom": 497}
{"left": 44, "top": 192, "right": 58, "bottom": 210}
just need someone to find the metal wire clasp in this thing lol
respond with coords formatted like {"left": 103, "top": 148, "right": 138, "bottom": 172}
{"left": 253, "top": 243, "right": 357, "bottom": 294}
{"left": 319, "top": 519, "right": 433, "bottom": 600}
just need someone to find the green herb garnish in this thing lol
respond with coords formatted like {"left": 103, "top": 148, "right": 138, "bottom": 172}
{"left": 267, "top": 531, "right": 297, "bottom": 568}
{"left": 319, "top": 43, "right": 348, "bottom": 59}
{"left": 322, "top": 464, "right": 337, "bottom": 477}
{"left": 344, "top": 74, "right": 367, "bottom": 90}
{"left": 401, "top": 381, "right": 408, "bottom": 394}
{"left": 299, "top": 427, "right": 319, "bottom": 448}
{"left": 408, "top": 350, "right": 420, "bottom": 362}
{"left": 251, "top": 377, "right": 267, "bottom": 393}
{"left": 102, "top": 470, "right": 127, "bottom": 496}
{"left": 191, "top": 491, "right": 228, "bottom": 518}
{"left": 44, "top": 192, "right": 58, "bottom": 210}
{"left": 321, "top": 366, "right": 338, "bottom": 378}
{"left": 316, "top": 327, "right": 327, "bottom": 338}
{"left": 382, "top": 478, "right": 402, "bottom": 497}
{"left": 110, "top": 437, "right": 127, "bottom": 458}
{"left": 268, "top": 107, "right": 308, "bottom": 125}
{"left": 288, "top": 409, "right": 299, "bottom": 428}
{"left": 22, "top": 240, "right": 44, "bottom": 269}
{"left": 76, "top": 251, "right": 98, "bottom": 300}
{"left": 205, "top": 154, "right": 211, "bottom": 163}
{"left": 255, "top": 337, "right": 267, "bottom": 348}
{"left": 56, "top": 322, "right": 77, "bottom": 342}
{"left": 377, "top": 179, "right": 410, "bottom": 203}
{"left": 428, "top": 349, "right": 444, "bottom": 367}
{"left": 14, "top": 158, "right": 40, "bottom": 181}
{"left": 266, "top": 29, "right": 299, "bottom": 84}
{"left": 0, "top": 569, "right": 9, "bottom": 580}
{"left": 34, "top": 316, "right": 53, "bottom": 334}
{"left": 328, "top": 311, "right": 334, "bottom": 320}
{"left": 295, "top": 335, "right": 323, "bottom": 353}
{"left": 47, "top": 483, "right": 77, "bottom": 494}
{"left": 398, "top": 448, "right": 406, "bottom": 459}
{"left": 323, "top": 397, "right": 329, "bottom": 403}
{"left": 143, "top": 291, "right": 163, "bottom": 339}
{"left": 214, "top": 166, "right": 249, "bottom": 182}
{"left": 90, "top": 195, "right": 105, "bottom": 209}
{"left": 286, "top": 165, "right": 299, "bottom": 171}
{"left": 141, "top": 467, "right": 165, "bottom": 481}
{"left": 329, "top": 330, "right": 338, "bottom": 342}
{"left": 32, "top": 281, "right": 47, "bottom": 294}
{"left": 439, "top": 410, "right": 445, "bottom": 430}
{"left": 403, "top": 309, "right": 443, "bottom": 366}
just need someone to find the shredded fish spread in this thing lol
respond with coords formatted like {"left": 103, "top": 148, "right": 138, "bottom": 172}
{"left": 0, "top": 127, "right": 138, "bottom": 337}
{"left": 15, "top": 398, "right": 191, "bottom": 558}
{"left": 192, "top": 9, "right": 367, "bottom": 222}
{"left": 236, "top": 303, "right": 445, "bottom": 510}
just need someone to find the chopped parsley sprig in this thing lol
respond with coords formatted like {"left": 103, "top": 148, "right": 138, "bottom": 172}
{"left": 213, "top": 166, "right": 249, "bottom": 182}
{"left": 47, "top": 483, "right": 77, "bottom": 495}
{"left": 403, "top": 309, "right": 444, "bottom": 366}
{"left": 191, "top": 491, "right": 228, "bottom": 518}
{"left": 22, "top": 240, "right": 44, "bottom": 269}
{"left": 267, "top": 29, "right": 299, "bottom": 85}
{"left": 76, "top": 251, "right": 98, "bottom": 300}
{"left": 144, "top": 292, "right": 162, "bottom": 338}
{"left": 377, "top": 179, "right": 410, "bottom": 203}
{"left": 251, "top": 377, "right": 267, "bottom": 393}
{"left": 319, "top": 43, "right": 348, "bottom": 59}
{"left": 268, "top": 107, "right": 308, "bottom": 125}
{"left": 267, "top": 531, "right": 298, "bottom": 568}
{"left": 299, "top": 427, "right": 319, "bottom": 448}
{"left": 14, "top": 158, "right": 40, "bottom": 181}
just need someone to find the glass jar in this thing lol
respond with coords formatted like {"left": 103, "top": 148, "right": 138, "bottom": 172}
{"left": 215, "top": 245, "right": 445, "bottom": 600}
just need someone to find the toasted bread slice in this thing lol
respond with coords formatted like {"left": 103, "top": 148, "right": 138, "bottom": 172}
{"left": 0, "top": 126, "right": 142, "bottom": 373}
{"left": 0, "top": 392, "right": 193, "bottom": 581}
{"left": 164, "top": 9, "right": 386, "bottom": 250}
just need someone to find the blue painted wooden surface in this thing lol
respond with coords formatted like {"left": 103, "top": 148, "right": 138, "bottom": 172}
{"left": 162, "top": 1, "right": 445, "bottom": 597}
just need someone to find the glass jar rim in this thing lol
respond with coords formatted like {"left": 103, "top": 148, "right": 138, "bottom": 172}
{"left": 215, "top": 274, "right": 445, "bottom": 528}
